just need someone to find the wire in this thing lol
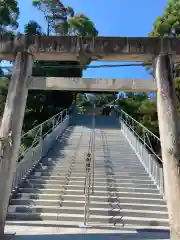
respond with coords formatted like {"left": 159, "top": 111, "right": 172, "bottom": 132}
{"left": 2, "top": 61, "right": 180, "bottom": 70}
{"left": 0, "top": 62, "right": 152, "bottom": 70}
{"left": 34, "top": 63, "right": 153, "bottom": 69}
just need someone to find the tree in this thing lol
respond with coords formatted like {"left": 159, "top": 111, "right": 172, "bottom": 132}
{"left": 149, "top": 0, "right": 180, "bottom": 77}
{"left": 24, "top": 20, "right": 43, "bottom": 36}
{"left": 21, "top": 1, "right": 98, "bottom": 130}
{"left": 32, "top": 0, "right": 98, "bottom": 36}
{"left": 0, "top": 78, "right": 9, "bottom": 118}
{"left": 3, "top": 0, "right": 98, "bottom": 131}
{"left": 149, "top": 0, "right": 180, "bottom": 37}
{"left": 67, "top": 13, "right": 98, "bottom": 36}
{"left": 137, "top": 98, "right": 158, "bottom": 134}
{"left": 0, "top": 0, "right": 19, "bottom": 116}
{"left": 0, "top": 0, "right": 19, "bottom": 92}
{"left": 32, "top": 0, "right": 72, "bottom": 35}
{"left": 0, "top": 0, "right": 19, "bottom": 33}
{"left": 148, "top": 0, "right": 180, "bottom": 114}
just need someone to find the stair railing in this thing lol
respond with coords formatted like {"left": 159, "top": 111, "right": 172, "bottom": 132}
{"left": 115, "top": 108, "right": 165, "bottom": 196}
{"left": 91, "top": 105, "right": 96, "bottom": 194}
{"left": 83, "top": 153, "right": 91, "bottom": 227}
{"left": 82, "top": 111, "right": 95, "bottom": 227}
{"left": 11, "top": 108, "right": 70, "bottom": 192}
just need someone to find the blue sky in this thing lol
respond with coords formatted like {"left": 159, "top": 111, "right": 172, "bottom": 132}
{"left": 17, "top": 0, "right": 167, "bottom": 79}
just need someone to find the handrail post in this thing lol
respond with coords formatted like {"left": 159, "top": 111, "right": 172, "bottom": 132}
{"left": 52, "top": 117, "right": 55, "bottom": 129}
{"left": 65, "top": 109, "right": 68, "bottom": 118}
{"left": 40, "top": 123, "right": 43, "bottom": 158}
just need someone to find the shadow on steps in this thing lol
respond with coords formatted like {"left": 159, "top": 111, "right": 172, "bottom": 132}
{"left": 6, "top": 229, "right": 170, "bottom": 240}
{"left": 70, "top": 115, "right": 120, "bottom": 129}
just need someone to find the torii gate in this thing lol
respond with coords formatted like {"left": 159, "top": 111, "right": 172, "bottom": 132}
{"left": 0, "top": 36, "right": 179, "bottom": 238}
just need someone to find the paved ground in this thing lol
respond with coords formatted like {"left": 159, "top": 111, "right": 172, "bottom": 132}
{"left": 4, "top": 226, "right": 170, "bottom": 240}
{"left": 5, "top": 114, "right": 170, "bottom": 240}
{"left": 5, "top": 232, "right": 170, "bottom": 240}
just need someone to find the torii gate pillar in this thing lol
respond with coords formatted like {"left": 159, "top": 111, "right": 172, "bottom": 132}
{"left": 0, "top": 52, "right": 33, "bottom": 236}
{"left": 155, "top": 53, "right": 180, "bottom": 239}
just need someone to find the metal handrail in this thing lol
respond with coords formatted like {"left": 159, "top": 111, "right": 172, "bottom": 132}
{"left": 120, "top": 109, "right": 160, "bottom": 141}
{"left": 12, "top": 107, "right": 70, "bottom": 191}
{"left": 82, "top": 107, "right": 96, "bottom": 227}
{"left": 21, "top": 109, "right": 67, "bottom": 139}
{"left": 115, "top": 107, "right": 162, "bottom": 163}
{"left": 115, "top": 107, "right": 164, "bottom": 195}
{"left": 19, "top": 108, "right": 68, "bottom": 162}
{"left": 83, "top": 166, "right": 91, "bottom": 226}
{"left": 91, "top": 114, "right": 95, "bottom": 194}
{"left": 83, "top": 140, "right": 92, "bottom": 226}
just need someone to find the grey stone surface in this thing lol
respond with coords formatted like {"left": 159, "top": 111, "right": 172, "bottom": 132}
{"left": 6, "top": 115, "right": 169, "bottom": 239}
{"left": 8, "top": 230, "right": 170, "bottom": 240}
{"left": 28, "top": 77, "right": 157, "bottom": 92}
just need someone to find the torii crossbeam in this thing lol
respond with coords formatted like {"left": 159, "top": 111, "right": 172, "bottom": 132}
{"left": 0, "top": 36, "right": 180, "bottom": 62}
{"left": 28, "top": 77, "right": 157, "bottom": 92}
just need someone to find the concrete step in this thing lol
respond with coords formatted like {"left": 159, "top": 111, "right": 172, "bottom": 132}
{"left": 5, "top": 220, "right": 170, "bottom": 232}
{"left": 6, "top": 212, "right": 169, "bottom": 227}
{"left": 27, "top": 178, "right": 153, "bottom": 185}
{"left": 10, "top": 199, "right": 167, "bottom": 211}
{"left": 53, "top": 160, "right": 143, "bottom": 165}
{"left": 18, "top": 187, "right": 159, "bottom": 195}
{"left": 28, "top": 175, "right": 151, "bottom": 181}
{"left": 34, "top": 168, "right": 149, "bottom": 177}
{"left": 8, "top": 205, "right": 168, "bottom": 219}
{"left": 46, "top": 162, "right": 145, "bottom": 167}
{"left": 23, "top": 181, "right": 157, "bottom": 189}
{"left": 48, "top": 167, "right": 146, "bottom": 172}
{"left": 35, "top": 163, "right": 146, "bottom": 168}
{"left": 53, "top": 190, "right": 162, "bottom": 199}
{"left": 34, "top": 166, "right": 147, "bottom": 171}
{"left": 13, "top": 193, "right": 164, "bottom": 202}
{"left": 20, "top": 184, "right": 159, "bottom": 193}
{"left": 31, "top": 171, "right": 149, "bottom": 178}
{"left": 7, "top": 122, "right": 168, "bottom": 231}
{"left": 35, "top": 166, "right": 147, "bottom": 174}
{"left": 49, "top": 161, "right": 145, "bottom": 166}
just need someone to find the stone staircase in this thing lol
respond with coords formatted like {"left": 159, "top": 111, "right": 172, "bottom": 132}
{"left": 6, "top": 115, "right": 169, "bottom": 231}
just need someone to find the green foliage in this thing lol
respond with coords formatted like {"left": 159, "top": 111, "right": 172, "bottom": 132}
{"left": 76, "top": 93, "right": 88, "bottom": 106}
{"left": 97, "top": 93, "right": 158, "bottom": 134}
{"left": 32, "top": 0, "right": 72, "bottom": 35}
{"left": 148, "top": 0, "right": 180, "bottom": 77}
{"left": 149, "top": 0, "right": 180, "bottom": 37}
{"left": 24, "top": 21, "right": 43, "bottom": 35}
{"left": 0, "top": 78, "right": 9, "bottom": 117}
{"left": 19, "top": 1, "right": 98, "bottom": 130}
{"left": 117, "top": 93, "right": 159, "bottom": 136}
{"left": 0, "top": 1, "right": 98, "bottom": 134}
{"left": 0, "top": 0, "right": 19, "bottom": 121}
{"left": 94, "top": 93, "right": 117, "bottom": 106}
{"left": 148, "top": 0, "right": 180, "bottom": 118}
{"left": 32, "top": 0, "right": 98, "bottom": 36}
{"left": 0, "top": 0, "right": 19, "bottom": 32}
{"left": 137, "top": 99, "right": 158, "bottom": 134}
{"left": 68, "top": 13, "right": 98, "bottom": 36}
